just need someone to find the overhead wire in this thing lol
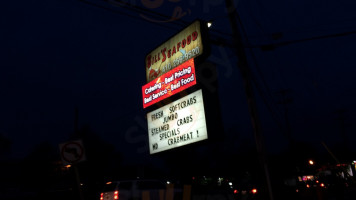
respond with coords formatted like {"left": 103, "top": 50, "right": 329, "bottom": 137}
{"left": 80, "top": 0, "right": 356, "bottom": 49}
{"left": 79, "top": 0, "right": 237, "bottom": 39}
{"left": 77, "top": 0, "right": 182, "bottom": 31}
{"left": 77, "top": 0, "right": 356, "bottom": 151}
{"left": 76, "top": 0, "right": 291, "bottom": 135}
{"left": 275, "top": 16, "right": 356, "bottom": 36}
{"left": 235, "top": 1, "right": 356, "bottom": 42}
{"left": 234, "top": 11, "right": 287, "bottom": 136}
{"left": 248, "top": 29, "right": 356, "bottom": 49}
{"left": 223, "top": 0, "right": 356, "bottom": 49}
{"left": 107, "top": 0, "right": 236, "bottom": 38}
{"left": 234, "top": 4, "right": 356, "bottom": 144}
{"left": 105, "top": 0, "right": 189, "bottom": 27}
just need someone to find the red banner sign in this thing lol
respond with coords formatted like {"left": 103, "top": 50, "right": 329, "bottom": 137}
{"left": 142, "top": 59, "right": 196, "bottom": 108}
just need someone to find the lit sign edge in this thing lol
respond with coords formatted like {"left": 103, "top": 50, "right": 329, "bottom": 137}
{"left": 147, "top": 89, "right": 208, "bottom": 154}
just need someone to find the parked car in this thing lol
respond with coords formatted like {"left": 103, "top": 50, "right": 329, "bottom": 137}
{"left": 99, "top": 179, "right": 180, "bottom": 200}
{"left": 230, "top": 181, "right": 260, "bottom": 200}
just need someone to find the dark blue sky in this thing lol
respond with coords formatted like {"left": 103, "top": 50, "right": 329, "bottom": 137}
{"left": 1, "top": 0, "right": 356, "bottom": 164}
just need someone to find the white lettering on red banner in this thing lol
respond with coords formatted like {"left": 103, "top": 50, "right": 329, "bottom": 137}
{"left": 142, "top": 59, "right": 196, "bottom": 108}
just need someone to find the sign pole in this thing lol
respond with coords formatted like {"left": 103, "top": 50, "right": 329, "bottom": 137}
{"left": 73, "top": 109, "right": 84, "bottom": 200}
{"left": 224, "top": 0, "right": 274, "bottom": 200}
{"left": 59, "top": 141, "right": 85, "bottom": 200}
{"left": 73, "top": 163, "right": 85, "bottom": 200}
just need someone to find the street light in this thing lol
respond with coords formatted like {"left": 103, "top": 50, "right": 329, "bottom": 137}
{"left": 207, "top": 21, "right": 213, "bottom": 28}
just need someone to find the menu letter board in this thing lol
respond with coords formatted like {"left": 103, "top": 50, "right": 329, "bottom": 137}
{"left": 147, "top": 89, "right": 208, "bottom": 154}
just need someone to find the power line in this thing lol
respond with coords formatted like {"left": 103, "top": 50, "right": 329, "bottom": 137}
{"left": 107, "top": 0, "right": 236, "bottom": 38}
{"left": 77, "top": 0, "right": 334, "bottom": 139}
{"left": 79, "top": 0, "right": 356, "bottom": 50}
{"left": 93, "top": 0, "right": 287, "bottom": 134}
{"left": 234, "top": 12, "right": 286, "bottom": 135}
{"left": 77, "top": 0, "right": 182, "bottom": 32}
{"left": 225, "top": 0, "right": 274, "bottom": 199}
{"left": 79, "top": 0, "right": 237, "bottom": 40}
{"left": 276, "top": 17, "right": 356, "bottom": 36}
{"left": 106, "top": 0, "right": 189, "bottom": 27}
{"left": 236, "top": 2, "right": 356, "bottom": 41}
{"left": 250, "top": 29, "right": 356, "bottom": 50}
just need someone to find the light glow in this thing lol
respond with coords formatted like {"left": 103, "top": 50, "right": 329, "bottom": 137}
{"left": 114, "top": 190, "right": 119, "bottom": 200}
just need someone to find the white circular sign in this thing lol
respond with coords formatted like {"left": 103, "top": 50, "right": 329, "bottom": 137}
{"left": 60, "top": 140, "right": 85, "bottom": 164}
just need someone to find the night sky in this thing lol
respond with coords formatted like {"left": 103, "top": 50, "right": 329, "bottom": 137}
{"left": 1, "top": 0, "right": 356, "bottom": 166}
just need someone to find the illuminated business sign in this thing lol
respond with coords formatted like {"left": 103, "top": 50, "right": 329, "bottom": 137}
{"left": 147, "top": 89, "right": 208, "bottom": 154}
{"left": 142, "top": 59, "right": 196, "bottom": 108}
{"left": 145, "top": 20, "right": 204, "bottom": 83}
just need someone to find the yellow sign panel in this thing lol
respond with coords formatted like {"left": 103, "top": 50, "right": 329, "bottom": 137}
{"left": 145, "top": 20, "right": 204, "bottom": 83}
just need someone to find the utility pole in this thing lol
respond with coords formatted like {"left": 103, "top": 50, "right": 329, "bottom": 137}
{"left": 277, "top": 89, "right": 293, "bottom": 144}
{"left": 74, "top": 107, "right": 79, "bottom": 137}
{"left": 73, "top": 107, "right": 85, "bottom": 200}
{"left": 334, "top": 109, "right": 349, "bottom": 151}
{"left": 224, "top": 1, "right": 274, "bottom": 200}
